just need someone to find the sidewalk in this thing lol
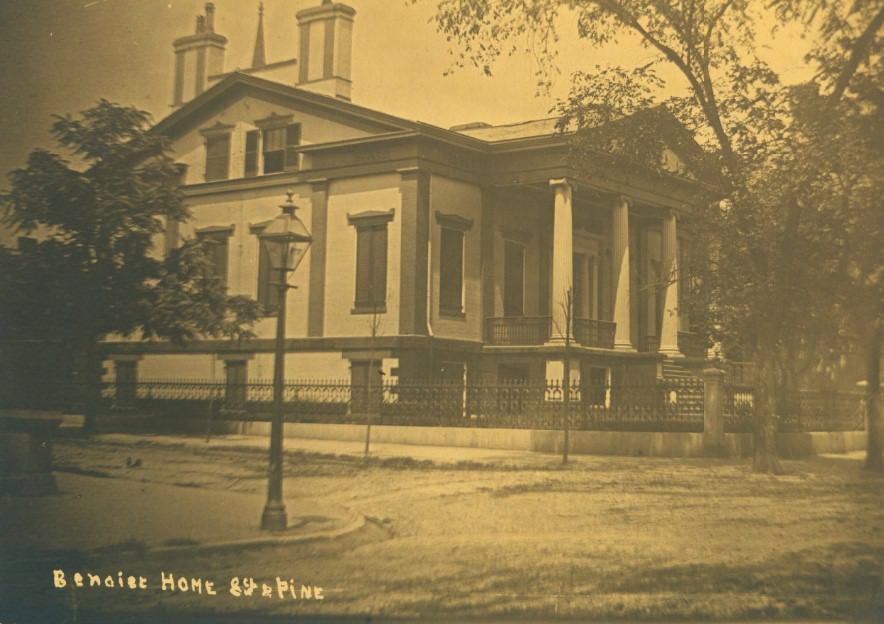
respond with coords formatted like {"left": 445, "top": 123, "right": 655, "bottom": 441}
{"left": 94, "top": 431, "right": 565, "bottom": 468}
{"left": 0, "top": 471, "right": 361, "bottom": 557}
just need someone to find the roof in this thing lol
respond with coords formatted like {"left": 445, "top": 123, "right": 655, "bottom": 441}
{"left": 151, "top": 72, "right": 719, "bottom": 188}
{"left": 453, "top": 117, "right": 567, "bottom": 141}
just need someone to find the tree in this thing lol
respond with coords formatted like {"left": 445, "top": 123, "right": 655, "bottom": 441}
{"left": 0, "top": 100, "right": 261, "bottom": 430}
{"left": 425, "top": 0, "right": 881, "bottom": 472}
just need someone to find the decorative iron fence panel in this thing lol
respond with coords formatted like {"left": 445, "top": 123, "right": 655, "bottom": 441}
{"left": 103, "top": 377, "right": 708, "bottom": 432}
{"left": 723, "top": 384, "right": 865, "bottom": 432}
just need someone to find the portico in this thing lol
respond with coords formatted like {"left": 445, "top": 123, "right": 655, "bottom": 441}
{"left": 484, "top": 176, "right": 688, "bottom": 362}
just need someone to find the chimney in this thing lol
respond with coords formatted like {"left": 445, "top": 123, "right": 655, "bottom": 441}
{"left": 205, "top": 2, "right": 215, "bottom": 31}
{"left": 171, "top": 4, "right": 228, "bottom": 107}
{"left": 295, "top": 1, "right": 356, "bottom": 100}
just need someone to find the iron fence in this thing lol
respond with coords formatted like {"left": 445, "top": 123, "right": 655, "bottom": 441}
{"left": 724, "top": 384, "right": 865, "bottom": 432}
{"left": 101, "top": 377, "right": 706, "bottom": 432}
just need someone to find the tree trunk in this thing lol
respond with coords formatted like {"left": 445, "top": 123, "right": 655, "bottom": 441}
{"left": 80, "top": 339, "right": 101, "bottom": 435}
{"left": 753, "top": 351, "right": 783, "bottom": 474}
{"left": 863, "top": 320, "right": 882, "bottom": 471}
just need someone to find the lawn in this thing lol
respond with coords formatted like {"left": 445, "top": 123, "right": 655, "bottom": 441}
{"left": 2, "top": 436, "right": 882, "bottom": 622}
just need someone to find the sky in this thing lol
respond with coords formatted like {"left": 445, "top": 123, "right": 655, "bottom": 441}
{"left": 0, "top": 0, "right": 814, "bottom": 186}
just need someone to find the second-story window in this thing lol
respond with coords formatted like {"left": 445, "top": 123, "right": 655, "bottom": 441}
{"left": 436, "top": 211, "right": 473, "bottom": 316}
{"left": 348, "top": 210, "right": 395, "bottom": 313}
{"left": 262, "top": 123, "right": 301, "bottom": 174}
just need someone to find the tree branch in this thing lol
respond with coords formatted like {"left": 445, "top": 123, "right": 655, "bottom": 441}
{"left": 828, "top": 5, "right": 884, "bottom": 104}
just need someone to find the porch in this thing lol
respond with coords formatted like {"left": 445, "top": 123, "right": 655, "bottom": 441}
{"left": 482, "top": 179, "right": 703, "bottom": 357}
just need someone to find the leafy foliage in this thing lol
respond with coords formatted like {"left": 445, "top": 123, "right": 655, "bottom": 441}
{"left": 425, "top": 0, "right": 883, "bottom": 471}
{"left": 0, "top": 100, "right": 260, "bottom": 347}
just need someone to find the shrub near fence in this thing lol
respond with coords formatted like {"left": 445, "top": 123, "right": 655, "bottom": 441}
{"left": 103, "top": 377, "right": 707, "bottom": 432}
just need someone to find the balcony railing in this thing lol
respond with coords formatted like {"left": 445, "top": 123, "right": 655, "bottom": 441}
{"left": 573, "top": 319, "right": 616, "bottom": 349}
{"left": 485, "top": 316, "right": 551, "bottom": 346}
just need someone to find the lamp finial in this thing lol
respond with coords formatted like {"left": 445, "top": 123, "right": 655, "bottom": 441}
{"left": 281, "top": 190, "right": 296, "bottom": 215}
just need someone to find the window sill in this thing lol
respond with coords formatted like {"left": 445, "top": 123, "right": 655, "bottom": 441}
{"left": 440, "top": 308, "right": 466, "bottom": 320}
{"left": 351, "top": 305, "right": 387, "bottom": 315}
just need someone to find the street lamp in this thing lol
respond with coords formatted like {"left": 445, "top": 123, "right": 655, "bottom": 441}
{"left": 259, "top": 190, "right": 312, "bottom": 531}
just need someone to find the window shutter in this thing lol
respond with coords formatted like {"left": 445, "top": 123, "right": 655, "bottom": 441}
{"left": 245, "top": 130, "right": 259, "bottom": 177}
{"left": 285, "top": 123, "right": 301, "bottom": 170}
{"left": 440, "top": 228, "right": 463, "bottom": 312}
{"left": 371, "top": 226, "right": 387, "bottom": 306}
{"left": 205, "top": 134, "right": 230, "bottom": 181}
{"left": 355, "top": 228, "right": 372, "bottom": 307}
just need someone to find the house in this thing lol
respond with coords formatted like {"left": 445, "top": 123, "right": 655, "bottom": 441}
{"left": 102, "top": 1, "right": 719, "bottom": 400}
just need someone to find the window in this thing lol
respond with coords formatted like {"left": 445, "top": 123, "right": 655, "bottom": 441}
{"left": 204, "top": 133, "right": 230, "bottom": 181}
{"left": 440, "top": 228, "right": 464, "bottom": 313}
{"left": 262, "top": 123, "right": 301, "bottom": 174}
{"left": 348, "top": 210, "right": 394, "bottom": 313}
{"left": 503, "top": 240, "right": 525, "bottom": 316}
{"left": 196, "top": 228, "right": 231, "bottom": 287}
{"left": 257, "top": 237, "right": 281, "bottom": 314}
{"left": 436, "top": 212, "right": 473, "bottom": 316}
{"left": 244, "top": 130, "right": 259, "bottom": 177}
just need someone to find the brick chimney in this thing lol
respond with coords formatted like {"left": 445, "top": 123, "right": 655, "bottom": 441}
{"left": 171, "top": 3, "right": 228, "bottom": 107}
{"left": 295, "top": 1, "right": 356, "bottom": 100}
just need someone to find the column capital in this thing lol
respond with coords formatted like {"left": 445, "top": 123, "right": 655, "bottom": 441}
{"left": 549, "top": 177, "right": 574, "bottom": 190}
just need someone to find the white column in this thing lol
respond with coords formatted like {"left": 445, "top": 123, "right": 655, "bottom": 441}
{"left": 548, "top": 178, "right": 573, "bottom": 343}
{"left": 659, "top": 211, "right": 682, "bottom": 356}
{"left": 612, "top": 196, "right": 634, "bottom": 350}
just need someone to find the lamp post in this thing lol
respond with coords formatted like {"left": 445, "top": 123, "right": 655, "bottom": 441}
{"left": 259, "top": 190, "right": 312, "bottom": 531}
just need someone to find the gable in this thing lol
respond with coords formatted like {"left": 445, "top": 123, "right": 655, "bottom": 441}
{"left": 154, "top": 74, "right": 412, "bottom": 186}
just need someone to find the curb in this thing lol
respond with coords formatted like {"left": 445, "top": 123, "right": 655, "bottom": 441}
{"left": 147, "top": 510, "right": 367, "bottom": 556}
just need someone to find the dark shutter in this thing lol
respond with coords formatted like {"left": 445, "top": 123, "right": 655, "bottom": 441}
{"left": 354, "top": 228, "right": 372, "bottom": 307}
{"left": 371, "top": 226, "right": 387, "bottom": 307}
{"left": 245, "top": 130, "right": 259, "bottom": 177}
{"left": 354, "top": 225, "right": 387, "bottom": 309}
{"left": 440, "top": 227, "right": 464, "bottom": 313}
{"left": 285, "top": 123, "right": 301, "bottom": 170}
{"left": 205, "top": 134, "right": 230, "bottom": 181}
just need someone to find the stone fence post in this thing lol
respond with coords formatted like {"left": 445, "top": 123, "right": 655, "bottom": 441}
{"left": 703, "top": 368, "right": 726, "bottom": 456}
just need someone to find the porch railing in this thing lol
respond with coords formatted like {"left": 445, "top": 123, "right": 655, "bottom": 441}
{"left": 485, "top": 316, "right": 551, "bottom": 346}
{"left": 573, "top": 319, "right": 616, "bottom": 349}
